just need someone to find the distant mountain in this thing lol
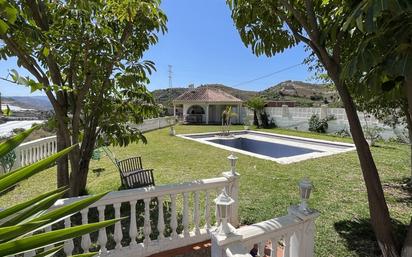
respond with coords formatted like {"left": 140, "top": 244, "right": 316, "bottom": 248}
{"left": 3, "top": 96, "right": 52, "bottom": 111}
{"left": 259, "top": 80, "right": 341, "bottom": 107}
{"left": 152, "top": 81, "right": 341, "bottom": 108}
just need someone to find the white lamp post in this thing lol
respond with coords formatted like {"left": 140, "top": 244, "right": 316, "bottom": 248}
{"left": 227, "top": 152, "right": 238, "bottom": 175}
{"left": 298, "top": 178, "right": 313, "bottom": 214}
{"left": 214, "top": 188, "right": 236, "bottom": 235}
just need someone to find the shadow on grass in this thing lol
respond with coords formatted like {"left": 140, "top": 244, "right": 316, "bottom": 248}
{"left": 334, "top": 218, "right": 408, "bottom": 257}
{"left": 383, "top": 176, "right": 412, "bottom": 204}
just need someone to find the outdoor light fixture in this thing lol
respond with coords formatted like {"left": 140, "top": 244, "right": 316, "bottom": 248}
{"left": 299, "top": 178, "right": 313, "bottom": 214}
{"left": 214, "top": 188, "right": 236, "bottom": 235}
{"left": 227, "top": 152, "right": 238, "bottom": 175}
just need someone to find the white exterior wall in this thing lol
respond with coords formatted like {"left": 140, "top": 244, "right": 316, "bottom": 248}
{"left": 243, "top": 106, "right": 405, "bottom": 140}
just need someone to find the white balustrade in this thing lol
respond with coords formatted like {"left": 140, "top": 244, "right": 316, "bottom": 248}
{"left": 213, "top": 209, "right": 319, "bottom": 257}
{"left": 13, "top": 136, "right": 57, "bottom": 170}
{"left": 40, "top": 175, "right": 236, "bottom": 257}
{"left": 211, "top": 178, "right": 320, "bottom": 257}
{"left": 9, "top": 117, "right": 173, "bottom": 172}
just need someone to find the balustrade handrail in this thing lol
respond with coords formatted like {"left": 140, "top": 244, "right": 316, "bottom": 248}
{"left": 53, "top": 176, "right": 229, "bottom": 209}
{"left": 18, "top": 135, "right": 57, "bottom": 148}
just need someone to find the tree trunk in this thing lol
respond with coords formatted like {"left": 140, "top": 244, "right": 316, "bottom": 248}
{"left": 55, "top": 93, "right": 69, "bottom": 190}
{"left": 405, "top": 78, "right": 412, "bottom": 184}
{"left": 328, "top": 69, "right": 400, "bottom": 256}
{"left": 253, "top": 111, "right": 259, "bottom": 128}
{"left": 69, "top": 120, "right": 98, "bottom": 196}
{"left": 401, "top": 218, "right": 412, "bottom": 257}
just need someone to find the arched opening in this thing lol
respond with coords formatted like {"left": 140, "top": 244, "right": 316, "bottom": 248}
{"left": 186, "top": 105, "right": 205, "bottom": 123}
{"left": 187, "top": 105, "right": 205, "bottom": 115}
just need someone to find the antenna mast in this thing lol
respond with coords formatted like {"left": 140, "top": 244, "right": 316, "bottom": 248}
{"left": 168, "top": 65, "right": 173, "bottom": 88}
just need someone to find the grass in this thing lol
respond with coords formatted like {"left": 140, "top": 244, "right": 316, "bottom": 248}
{"left": 1, "top": 125, "right": 410, "bottom": 256}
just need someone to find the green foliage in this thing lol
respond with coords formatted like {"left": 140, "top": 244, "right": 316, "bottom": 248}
{"left": 0, "top": 128, "right": 118, "bottom": 256}
{"left": 335, "top": 128, "right": 351, "bottom": 138}
{"left": 221, "top": 106, "right": 237, "bottom": 135}
{"left": 0, "top": 150, "right": 15, "bottom": 173}
{"left": 308, "top": 114, "right": 335, "bottom": 133}
{"left": 0, "top": 0, "right": 168, "bottom": 195}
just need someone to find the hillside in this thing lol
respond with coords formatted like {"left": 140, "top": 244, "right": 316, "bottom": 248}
{"left": 2, "top": 96, "right": 52, "bottom": 111}
{"left": 260, "top": 80, "right": 341, "bottom": 107}
{"left": 152, "top": 81, "right": 341, "bottom": 108}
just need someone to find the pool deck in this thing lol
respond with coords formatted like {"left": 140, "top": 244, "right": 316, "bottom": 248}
{"left": 177, "top": 130, "right": 356, "bottom": 164}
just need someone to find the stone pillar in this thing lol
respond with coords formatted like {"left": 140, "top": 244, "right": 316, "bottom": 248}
{"left": 173, "top": 104, "right": 176, "bottom": 117}
{"left": 320, "top": 104, "right": 328, "bottom": 119}
{"left": 282, "top": 104, "right": 289, "bottom": 117}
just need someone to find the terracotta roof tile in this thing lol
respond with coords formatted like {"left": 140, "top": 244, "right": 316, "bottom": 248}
{"left": 173, "top": 87, "right": 242, "bottom": 103}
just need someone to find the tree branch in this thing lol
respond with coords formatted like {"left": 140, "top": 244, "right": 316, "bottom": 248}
{"left": 304, "top": 0, "right": 321, "bottom": 42}
{"left": 279, "top": 0, "right": 311, "bottom": 34}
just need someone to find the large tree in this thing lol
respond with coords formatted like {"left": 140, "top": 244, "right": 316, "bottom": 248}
{"left": 227, "top": 0, "right": 407, "bottom": 256}
{"left": 0, "top": 0, "right": 167, "bottom": 196}
{"left": 342, "top": 1, "right": 412, "bottom": 255}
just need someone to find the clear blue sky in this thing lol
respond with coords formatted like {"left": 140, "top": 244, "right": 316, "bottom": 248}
{"left": 0, "top": 0, "right": 313, "bottom": 97}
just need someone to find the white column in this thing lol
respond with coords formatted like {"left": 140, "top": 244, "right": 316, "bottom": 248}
{"left": 173, "top": 104, "right": 176, "bottom": 117}
{"left": 206, "top": 104, "right": 210, "bottom": 124}
{"left": 237, "top": 104, "right": 241, "bottom": 124}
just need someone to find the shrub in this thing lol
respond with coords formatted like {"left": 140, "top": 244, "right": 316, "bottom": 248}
{"left": 364, "top": 126, "right": 383, "bottom": 146}
{"left": 0, "top": 150, "right": 16, "bottom": 173}
{"left": 335, "top": 128, "right": 351, "bottom": 138}
{"left": 308, "top": 114, "right": 335, "bottom": 133}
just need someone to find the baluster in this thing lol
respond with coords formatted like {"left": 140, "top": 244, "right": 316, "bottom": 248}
{"left": 64, "top": 218, "right": 74, "bottom": 255}
{"left": 259, "top": 241, "right": 265, "bottom": 257}
{"left": 23, "top": 149, "right": 28, "bottom": 166}
{"left": 129, "top": 201, "right": 138, "bottom": 246}
{"left": 113, "top": 203, "right": 123, "bottom": 249}
{"left": 193, "top": 191, "right": 200, "bottom": 235}
{"left": 204, "top": 191, "right": 211, "bottom": 231}
{"left": 24, "top": 250, "right": 36, "bottom": 257}
{"left": 271, "top": 237, "right": 280, "bottom": 257}
{"left": 170, "top": 194, "right": 178, "bottom": 239}
{"left": 143, "top": 198, "right": 151, "bottom": 245}
{"left": 157, "top": 196, "right": 165, "bottom": 241}
{"left": 97, "top": 206, "right": 108, "bottom": 252}
{"left": 182, "top": 192, "right": 190, "bottom": 238}
{"left": 80, "top": 209, "right": 91, "bottom": 252}
{"left": 283, "top": 233, "right": 291, "bottom": 257}
{"left": 29, "top": 148, "right": 33, "bottom": 164}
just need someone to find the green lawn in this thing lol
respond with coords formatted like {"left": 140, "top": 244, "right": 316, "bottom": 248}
{"left": 1, "top": 125, "right": 410, "bottom": 256}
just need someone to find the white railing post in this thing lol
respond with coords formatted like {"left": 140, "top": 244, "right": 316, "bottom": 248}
{"left": 222, "top": 153, "right": 240, "bottom": 227}
{"left": 287, "top": 206, "right": 319, "bottom": 257}
{"left": 287, "top": 178, "right": 319, "bottom": 257}
{"left": 211, "top": 189, "right": 242, "bottom": 257}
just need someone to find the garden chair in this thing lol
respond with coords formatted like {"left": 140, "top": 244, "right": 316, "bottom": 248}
{"left": 116, "top": 156, "right": 155, "bottom": 189}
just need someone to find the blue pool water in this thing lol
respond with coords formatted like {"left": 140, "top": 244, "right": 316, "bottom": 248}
{"left": 209, "top": 137, "right": 321, "bottom": 158}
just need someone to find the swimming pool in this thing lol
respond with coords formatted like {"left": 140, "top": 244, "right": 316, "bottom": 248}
{"left": 177, "top": 130, "right": 355, "bottom": 164}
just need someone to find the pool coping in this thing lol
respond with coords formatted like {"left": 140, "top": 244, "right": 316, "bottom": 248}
{"left": 176, "top": 130, "right": 356, "bottom": 164}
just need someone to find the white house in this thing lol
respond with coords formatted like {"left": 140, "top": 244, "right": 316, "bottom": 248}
{"left": 173, "top": 87, "right": 244, "bottom": 124}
